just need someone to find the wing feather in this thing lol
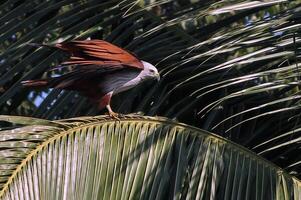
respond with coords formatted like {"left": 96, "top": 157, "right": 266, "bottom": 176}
{"left": 55, "top": 40, "right": 144, "bottom": 69}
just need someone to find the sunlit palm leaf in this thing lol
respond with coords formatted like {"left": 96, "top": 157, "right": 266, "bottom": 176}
{"left": 0, "top": 115, "right": 300, "bottom": 199}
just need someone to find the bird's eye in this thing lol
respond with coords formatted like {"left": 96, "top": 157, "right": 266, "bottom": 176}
{"left": 150, "top": 69, "right": 155, "bottom": 73}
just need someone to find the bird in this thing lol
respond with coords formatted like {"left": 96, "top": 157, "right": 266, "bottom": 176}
{"left": 22, "top": 40, "right": 160, "bottom": 118}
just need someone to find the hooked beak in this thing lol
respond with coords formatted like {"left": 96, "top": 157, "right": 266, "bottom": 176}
{"left": 155, "top": 72, "right": 160, "bottom": 81}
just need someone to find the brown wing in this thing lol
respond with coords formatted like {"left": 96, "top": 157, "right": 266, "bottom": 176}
{"left": 54, "top": 40, "right": 144, "bottom": 69}
{"left": 22, "top": 40, "right": 143, "bottom": 102}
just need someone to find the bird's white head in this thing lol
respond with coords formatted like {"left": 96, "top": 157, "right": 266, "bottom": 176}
{"left": 140, "top": 61, "right": 160, "bottom": 81}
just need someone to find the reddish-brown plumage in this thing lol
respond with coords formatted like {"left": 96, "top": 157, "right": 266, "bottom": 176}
{"left": 23, "top": 39, "right": 159, "bottom": 118}
{"left": 54, "top": 40, "right": 144, "bottom": 69}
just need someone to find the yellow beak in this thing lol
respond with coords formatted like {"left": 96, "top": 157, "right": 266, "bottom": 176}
{"left": 155, "top": 72, "right": 160, "bottom": 81}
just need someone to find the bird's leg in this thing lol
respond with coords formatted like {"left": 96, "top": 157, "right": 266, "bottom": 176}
{"left": 106, "top": 104, "right": 120, "bottom": 120}
{"left": 102, "top": 92, "right": 122, "bottom": 120}
{"left": 98, "top": 92, "right": 124, "bottom": 120}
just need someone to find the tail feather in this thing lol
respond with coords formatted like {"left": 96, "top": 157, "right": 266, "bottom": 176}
{"left": 21, "top": 80, "right": 49, "bottom": 88}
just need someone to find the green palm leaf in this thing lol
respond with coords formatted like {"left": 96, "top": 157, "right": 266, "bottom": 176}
{"left": 0, "top": 115, "right": 300, "bottom": 199}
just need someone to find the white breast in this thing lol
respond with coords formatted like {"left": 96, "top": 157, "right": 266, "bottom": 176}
{"left": 100, "top": 62, "right": 158, "bottom": 95}
{"left": 114, "top": 74, "right": 143, "bottom": 94}
{"left": 100, "top": 70, "right": 142, "bottom": 95}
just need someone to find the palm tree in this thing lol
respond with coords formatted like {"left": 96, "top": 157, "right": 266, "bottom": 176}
{"left": 0, "top": 0, "right": 301, "bottom": 199}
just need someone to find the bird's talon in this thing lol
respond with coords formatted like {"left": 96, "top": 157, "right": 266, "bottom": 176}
{"left": 106, "top": 111, "right": 121, "bottom": 120}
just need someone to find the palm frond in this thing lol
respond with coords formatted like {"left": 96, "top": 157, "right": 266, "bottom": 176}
{"left": 0, "top": 115, "right": 300, "bottom": 199}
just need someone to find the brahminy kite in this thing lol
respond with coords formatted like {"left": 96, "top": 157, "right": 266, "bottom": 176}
{"left": 22, "top": 40, "right": 160, "bottom": 118}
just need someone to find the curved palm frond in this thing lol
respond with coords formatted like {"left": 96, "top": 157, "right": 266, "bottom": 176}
{"left": 0, "top": 115, "right": 300, "bottom": 199}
